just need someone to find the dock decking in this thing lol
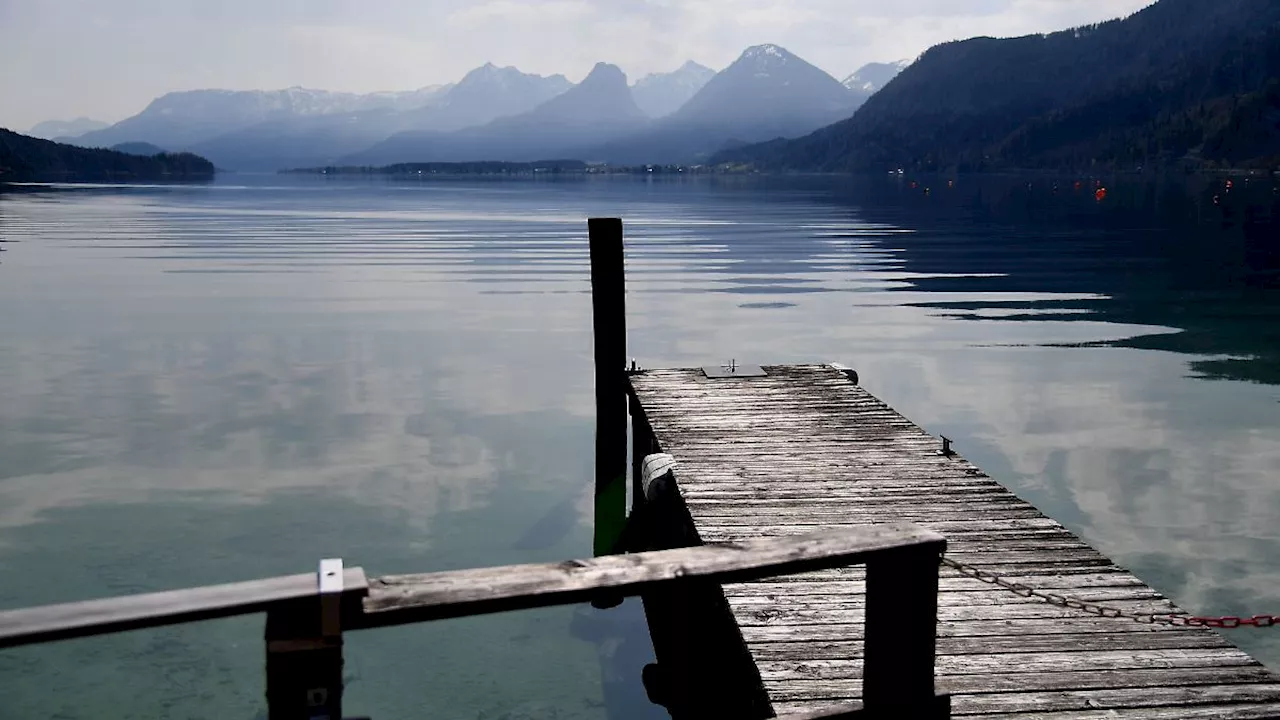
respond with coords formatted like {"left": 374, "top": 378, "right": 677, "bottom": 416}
{"left": 628, "top": 364, "right": 1280, "bottom": 719}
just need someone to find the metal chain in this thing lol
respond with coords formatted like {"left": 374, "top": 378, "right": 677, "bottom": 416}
{"left": 941, "top": 557, "right": 1278, "bottom": 629}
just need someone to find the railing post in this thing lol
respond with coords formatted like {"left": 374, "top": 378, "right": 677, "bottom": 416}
{"left": 265, "top": 560, "right": 347, "bottom": 720}
{"left": 629, "top": 393, "right": 652, "bottom": 514}
{"left": 589, "top": 218, "right": 627, "bottom": 558}
{"left": 863, "top": 543, "right": 949, "bottom": 718}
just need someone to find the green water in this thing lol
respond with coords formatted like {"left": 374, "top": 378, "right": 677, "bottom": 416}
{"left": 0, "top": 175, "right": 1277, "bottom": 718}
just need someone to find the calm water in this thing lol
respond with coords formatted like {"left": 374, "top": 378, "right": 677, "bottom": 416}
{"left": 0, "top": 174, "right": 1278, "bottom": 719}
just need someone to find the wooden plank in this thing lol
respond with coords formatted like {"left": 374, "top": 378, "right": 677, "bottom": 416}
{"left": 753, "top": 648, "right": 1259, "bottom": 682}
{"left": 747, "top": 632, "right": 1232, "bottom": 659}
{"left": 951, "top": 684, "right": 1280, "bottom": 715}
{"left": 0, "top": 568, "right": 369, "bottom": 650}
{"left": 766, "top": 666, "right": 1280, "bottom": 699}
{"left": 775, "top": 685, "right": 1280, "bottom": 717}
{"left": 958, "top": 705, "right": 1280, "bottom": 720}
{"left": 358, "top": 525, "right": 943, "bottom": 628}
{"left": 628, "top": 364, "right": 1280, "bottom": 717}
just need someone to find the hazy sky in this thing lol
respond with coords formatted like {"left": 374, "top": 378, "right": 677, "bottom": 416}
{"left": 1, "top": 0, "right": 1153, "bottom": 131}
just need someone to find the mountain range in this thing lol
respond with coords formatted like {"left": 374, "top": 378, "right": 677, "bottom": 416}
{"left": 48, "top": 45, "right": 882, "bottom": 171}
{"left": 37, "top": 0, "right": 1273, "bottom": 176}
{"left": 717, "top": 0, "right": 1280, "bottom": 172}
{"left": 348, "top": 46, "right": 872, "bottom": 167}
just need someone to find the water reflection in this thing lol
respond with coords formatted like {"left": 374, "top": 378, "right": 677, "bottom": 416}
{"left": 0, "top": 174, "right": 1278, "bottom": 717}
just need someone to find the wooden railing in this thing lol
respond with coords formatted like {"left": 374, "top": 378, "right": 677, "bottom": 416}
{"left": 0, "top": 524, "right": 946, "bottom": 719}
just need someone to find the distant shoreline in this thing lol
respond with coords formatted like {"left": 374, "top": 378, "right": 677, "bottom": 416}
{"left": 280, "top": 160, "right": 738, "bottom": 177}
{"left": 280, "top": 160, "right": 1279, "bottom": 179}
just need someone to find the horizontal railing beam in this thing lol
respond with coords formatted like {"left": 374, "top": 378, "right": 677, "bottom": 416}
{"left": 0, "top": 524, "right": 944, "bottom": 648}
{"left": 355, "top": 524, "right": 944, "bottom": 629}
{"left": 0, "top": 568, "right": 369, "bottom": 650}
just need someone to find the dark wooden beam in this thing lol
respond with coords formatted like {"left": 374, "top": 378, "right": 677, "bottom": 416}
{"left": 864, "top": 543, "right": 945, "bottom": 716}
{"left": 356, "top": 524, "right": 944, "bottom": 629}
{"left": 589, "top": 217, "right": 628, "bottom": 558}
{"left": 0, "top": 568, "right": 368, "bottom": 650}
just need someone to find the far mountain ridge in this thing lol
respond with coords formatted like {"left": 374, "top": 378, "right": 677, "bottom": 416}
{"left": 631, "top": 61, "right": 717, "bottom": 117}
{"left": 667, "top": 44, "right": 860, "bottom": 132}
{"left": 139, "top": 65, "right": 570, "bottom": 171}
{"left": 61, "top": 49, "right": 908, "bottom": 171}
{"left": 400, "top": 64, "right": 572, "bottom": 133}
{"left": 71, "top": 85, "right": 454, "bottom": 151}
{"left": 577, "top": 43, "right": 864, "bottom": 165}
{"left": 28, "top": 117, "right": 109, "bottom": 140}
{"left": 841, "top": 60, "right": 912, "bottom": 93}
{"left": 347, "top": 63, "right": 648, "bottom": 166}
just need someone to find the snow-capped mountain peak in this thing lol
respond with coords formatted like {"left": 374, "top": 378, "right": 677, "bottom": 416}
{"left": 841, "top": 59, "right": 912, "bottom": 94}
{"left": 744, "top": 44, "right": 788, "bottom": 60}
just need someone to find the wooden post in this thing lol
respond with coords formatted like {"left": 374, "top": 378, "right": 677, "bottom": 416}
{"left": 863, "top": 545, "right": 948, "bottom": 718}
{"left": 589, "top": 218, "right": 627, "bottom": 559}
{"left": 266, "top": 560, "right": 348, "bottom": 720}
{"left": 265, "top": 602, "right": 344, "bottom": 719}
{"left": 629, "top": 393, "right": 651, "bottom": 514}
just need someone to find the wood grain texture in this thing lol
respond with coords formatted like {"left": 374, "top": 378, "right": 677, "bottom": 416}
{"left": 629, "top": 364, "right": 1280, "bottom": 717}
{"left": 358, "top": 524, "right": 942, "bottom": 628}
{"left": 0, "top": 569, "right": 369, "bottom": 649}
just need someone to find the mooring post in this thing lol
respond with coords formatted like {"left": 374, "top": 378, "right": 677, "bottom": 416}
{"left": 589, "top": 217, "right": 628, "bottom": 560}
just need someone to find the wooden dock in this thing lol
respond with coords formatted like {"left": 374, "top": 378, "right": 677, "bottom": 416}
{"left": 627, "top": 364, "right": 1280, "bottom": 719}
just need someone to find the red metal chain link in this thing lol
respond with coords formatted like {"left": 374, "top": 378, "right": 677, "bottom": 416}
{"left": 941, "top": 558, "right": 1277, "bottom": 629}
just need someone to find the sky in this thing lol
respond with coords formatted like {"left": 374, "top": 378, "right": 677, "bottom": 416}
{"left": 1, "top": 0, "right": 1154, "bottom": 131}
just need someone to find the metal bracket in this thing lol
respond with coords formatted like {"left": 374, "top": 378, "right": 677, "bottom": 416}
{"left": 831, "top": 362, "right": 860, "bottom": 385}
{"left": 318, "top": 558, "right": 343, "bottom": 638}
{"left": 702, "top": 359, "right": 766, "bottom": 378}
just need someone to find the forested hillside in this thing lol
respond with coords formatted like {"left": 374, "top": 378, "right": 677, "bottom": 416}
{"left": 0, "top": 130, "right": 214, "bottom": 182}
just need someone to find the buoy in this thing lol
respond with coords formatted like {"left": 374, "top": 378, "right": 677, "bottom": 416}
{"left": 948, "top": 179, "right": 954, "bottom": 188}
{"left": 1095, "top": 188, "right": 1107, "bottom": 201}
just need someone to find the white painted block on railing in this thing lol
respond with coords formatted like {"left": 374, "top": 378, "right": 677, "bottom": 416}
{"left": 641, "top": 453, "right": 677, "bottom": 497}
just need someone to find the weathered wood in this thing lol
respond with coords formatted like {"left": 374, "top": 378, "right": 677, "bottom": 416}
{"left": 766, "top": 666, "right": 1280, "bottom": 700}
{"left": 772, "top": 695, "right": 950, "bottom": 719}
{"left": 0, "top": 568, "right": 369, "bottom": 650}
{"left": 628, "top": 364, "right": 1280, "bottom": 717}
{"left": 589, "top": 216, "right": 627, "bottom": 558}
{"left": 357, "top": 524, "right": 944, "bottom": 628}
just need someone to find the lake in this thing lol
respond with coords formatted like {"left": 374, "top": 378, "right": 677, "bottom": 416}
{"left": 0, "top": 173, "right": 1278, "bottom": 719}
